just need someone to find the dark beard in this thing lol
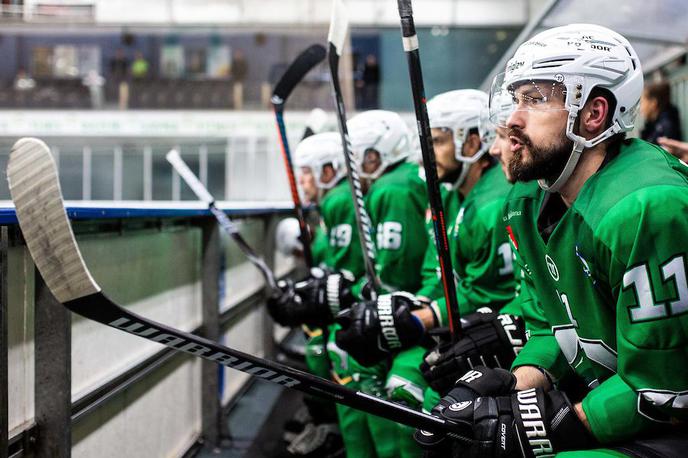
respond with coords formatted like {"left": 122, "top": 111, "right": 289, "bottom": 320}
{"left": 508, "top": 127, "right": 573, "bottom": 183}
{"left": 440, "top": 163, "right": 464, "bottom": 185}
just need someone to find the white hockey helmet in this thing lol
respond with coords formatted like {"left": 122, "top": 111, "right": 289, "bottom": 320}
{"left": 275, "top": 217, "right": 303, "bottom": 256}
{"left": 347, "top": 110, "right": 411, "bottom": 180}
{"left": 293, "top": 132, "right": 347, "bottom": 190}
{"left": 490, "top": 23, "right": 643, "bottom": 192}
{"left": 427, "top": 89, "right": 494, "bottom": 187}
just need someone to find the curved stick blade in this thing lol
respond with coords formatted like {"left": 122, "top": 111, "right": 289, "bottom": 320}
{"left": 7, "top": 137, "right": 101, "bottom": 303}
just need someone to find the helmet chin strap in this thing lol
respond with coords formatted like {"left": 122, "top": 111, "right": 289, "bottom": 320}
{"left": 451, "top": 140, "right": 488, "bottom": 190}
{"left": 537, "top": 140, "right": 585, "bottom": 193}
{"left": 450, "top": 163, "right": 470, "bottom": 190}
{"left": 537, "top": 107, "right": 622, "bottom": 193}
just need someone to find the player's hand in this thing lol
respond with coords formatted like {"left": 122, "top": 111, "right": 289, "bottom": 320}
{"left": 267, "top": 267, "right": 356, "bottom": 328}
{"left": 421, "top": 308, "right": 526, "bottom": 395}
{"left": 266, "top": 279, "right": 300, "bottom": 326}
{"left": 417, "top": 382, "right": 595, "bottom": 457}
{"left": 334, "top": 292, "right": 429, "bottom": 366}
{"left": 658, "top": 136, "right": 688, "bottom": 162}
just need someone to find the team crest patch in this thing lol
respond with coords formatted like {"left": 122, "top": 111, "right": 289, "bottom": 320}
{"left": 545, "top": 254, "right": 559, "bottom": 281}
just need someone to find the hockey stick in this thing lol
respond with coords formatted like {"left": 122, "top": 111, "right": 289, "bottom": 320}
{"left": 7, "top": 138, "right": 472, "bottom": 440}
{"left": 327, "top": 0, "right": 382, "bottom": 294}
{"left": 271, "top": 44, "right": 327, "bottom": 268}
{"left": 166, "top": 149, "right": 278, "bottom": 292}
{"left": 396, "top": 0, "right": 462, "bottom": 341}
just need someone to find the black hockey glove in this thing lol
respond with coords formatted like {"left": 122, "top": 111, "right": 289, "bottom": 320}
{"left": 421, "top": 308, "right": 526, "bottom": 395}
{"left": 334, "top": 292, "right": 430, "bottom": 367}
{"left": 266, "top": 268, "right": 356, "bottom": 328}
{"left": 414, "top": 366, "right": 516, "bottom": 453}
{"left": 418, "top": 386, "right": 596, "bottom": 457}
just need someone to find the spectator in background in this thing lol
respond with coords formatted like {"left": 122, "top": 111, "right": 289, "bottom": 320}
{"left": 82, "top": 70, "right": 105, "bottom": 109}
{"left": 640, "top": 81, "right": 683, "bottom": 145}
{"left": 357, "top": 54, "right": 380, "bottom": 109}
{"left": 13, "top": 67, "right": 35, "bottom": 91}
{"left": 131, "top": 52, "right": 149, "bottom": 79}
{"left": 231, "top": 49, "right": 248, "bottom": 109}
{"left": 110, "top": 49, "right": 129, "bottom": 81}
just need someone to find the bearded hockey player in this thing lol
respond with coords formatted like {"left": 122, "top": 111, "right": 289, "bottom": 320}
{"left": 418, "top": 23, "right": 688, "bottom": 457}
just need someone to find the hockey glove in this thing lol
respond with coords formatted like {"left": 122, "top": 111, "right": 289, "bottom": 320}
{"left": 421, "top": 308, "right": 526, "bottom": 395}
{"left": 414, "top": 366, "right": 516, "bottom": 453}
{"left": 418, "top": 387, "right": 596, "bottom": 457}
{"left": 266, "top": 268, "right": 356, "bottom": 328}
{"left": 334, "top": 292, "right": 430, "bottom": 367}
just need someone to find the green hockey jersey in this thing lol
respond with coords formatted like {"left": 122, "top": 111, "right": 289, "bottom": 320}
{"left": 506, "top": 139, "right": 688, "bottom": 443}
{"left": 365, "top": 161, "right": 429, "bottom": 293}
{"left": 423, "top": 165, "right": 518, "bottom": 325}
{"left": 416, "top": 184, "right": 463, "bottom": 301}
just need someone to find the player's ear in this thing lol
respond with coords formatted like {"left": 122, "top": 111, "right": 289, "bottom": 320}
{"left": 321, "top": 164, "right": 335, "bottom": 183}
{"left": 466, "top": 132, "right": 482, "bottom": 155}
{"left": 580, "top": 95, "right": 609, "bottom": 139}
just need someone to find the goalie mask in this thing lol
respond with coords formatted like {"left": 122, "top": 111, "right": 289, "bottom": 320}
{"left": 293, "top": 131, "right": 347, "bottom": 192}
{"left": 347, "top": 110, "right": 412, "bottom": 180}
{"left": 489, "top": 23, "right": 643, "bottom": 192}
{"left": 427, "top": 89, "right": 495, "bottom": 188}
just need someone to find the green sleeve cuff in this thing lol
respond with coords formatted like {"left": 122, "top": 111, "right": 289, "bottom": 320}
{"left": 511, "top": 335, "right": 569, "bottom": 380}
{"left": 351, "top": 277, "right": 367, "bottom": 300}
{"left": 582, "top": 374, "right": 649, "bottom": 443}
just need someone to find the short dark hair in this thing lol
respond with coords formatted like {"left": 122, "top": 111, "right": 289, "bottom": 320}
{"left": 644, "top": 81, "right": 672, "bottom": 111}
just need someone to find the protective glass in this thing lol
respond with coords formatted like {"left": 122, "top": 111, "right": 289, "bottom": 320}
{"left": 489, "top": 72, "right": 568, "bottom": 128}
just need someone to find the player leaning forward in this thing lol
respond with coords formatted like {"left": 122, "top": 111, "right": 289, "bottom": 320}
{"left": 418, "top": 24, "right": 688, "bottom": 456}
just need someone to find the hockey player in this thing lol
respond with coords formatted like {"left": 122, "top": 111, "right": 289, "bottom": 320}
{"left": 330, "top": 109, "right": 431, "bottom": 458}
{"left": 419, "top": 24, "right": 688, "bottom": 457}
{"left": 267, "top": 125, "right": 412, "bottom": 458}
{"left": 335, "top": 91, "right": 525, "bottom": 457}
{"left": 268, "top": 132, "right": 366, "bottom": 457}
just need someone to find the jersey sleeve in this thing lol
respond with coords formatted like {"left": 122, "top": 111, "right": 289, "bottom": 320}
{"left": 582, "top": 186, "right": 688, "bottom": 443}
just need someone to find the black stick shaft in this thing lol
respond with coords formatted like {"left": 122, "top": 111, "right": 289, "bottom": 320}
{"left": 328, "top": 46, "right": 381, "bottom": 294}
{"left": 397, "top": 0, "right": 462, "bottom": 340}
{"left": 65, "top": 292, "right": 471, "bottom": 440}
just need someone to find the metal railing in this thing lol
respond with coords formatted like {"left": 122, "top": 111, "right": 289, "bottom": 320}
{"left": 1, "top": 203, "right": 299, "bottom": 458}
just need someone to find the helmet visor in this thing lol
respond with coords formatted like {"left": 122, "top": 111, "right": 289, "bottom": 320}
{"left": 489, "top": 72, "right": 568, "bottom": 128}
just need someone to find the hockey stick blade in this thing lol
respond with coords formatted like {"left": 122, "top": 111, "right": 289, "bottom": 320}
{"left": 328, "top": 0, "right": 382, "bottom": 294}
{"left": 271, "top": 45, "right": 326, "bottom": 106}
{"left": 7, "top": 137, "right": 473, "bottom": 441}
{"left": 166, "top": 149, "right": 278, "bottom": 291}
